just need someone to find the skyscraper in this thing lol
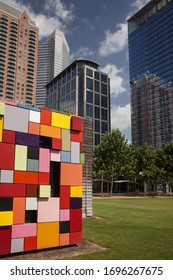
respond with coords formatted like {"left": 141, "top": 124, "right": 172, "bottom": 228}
{"left": 0, "top": 0, "right": 38, "bottom": 105}
{"left": 36, "top": 29, "right": 69, "bottom": 107}
{"left": 128, "top": 0, "right": 173, "bottom": 147}
{"left": 45, "top": 58, "right": 111, "bottom": 147}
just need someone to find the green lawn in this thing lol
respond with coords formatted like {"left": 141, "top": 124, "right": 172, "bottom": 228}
{"left": 72, "top": 197, "right": 173, "bottom": 260}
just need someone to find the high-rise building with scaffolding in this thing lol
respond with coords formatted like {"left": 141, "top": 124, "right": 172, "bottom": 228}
{"left": 128, "top": 0, "right": 173, "bottom": 147}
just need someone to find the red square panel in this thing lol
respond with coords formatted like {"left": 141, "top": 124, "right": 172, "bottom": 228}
{"left": 24, "top": 236, "right": 37, "bottom": 251}
{"left": 80, "top": 143, "right": 82, "bottom": 153}
{"left": 0, "top": 143, "right": 15, "bottom": 170}
{"left": 39, "top": 173, "right": 50, "bottom": 184}
{"left": 0, "top": 227, "right": 11, "bottom": 255}
{"left": 0, "top": 184, "right": 26, "bottom": 197}
{"left": 2, "top": 130, "right": 16, "bottom": 144}
{"left": 40, "top": 108, "right": 51, "bottom": 125}
{"left": 71, "top": 131, "right": 83, "bottom": 143}
{"left": 52, "top": 138, "right": 62, "bottom": 150}
{"left": 70, "top": 209, "right": 82, "bottom": 232}
{"left": 70, "top": 232, "right": 82, "bottom": 245}
{"left": 60, "top": 186, "right": 70, "bottom": 209}
{"left": 71, "top": 116, "right": 83, "bottom": 132}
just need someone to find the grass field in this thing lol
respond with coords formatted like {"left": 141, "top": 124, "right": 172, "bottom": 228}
{"left": 71, "top": 197, "right": 173, "bottom": 260}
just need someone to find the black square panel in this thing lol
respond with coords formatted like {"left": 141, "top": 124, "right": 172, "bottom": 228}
{"left": 60, "top": 221, "right": 70, "bottom": 234}
{"left": 0, "top": 198, "right": 13, "bottom": 211}
{"left": 70, "top": 198, "right": 82, "bottom": 209}
{"left": 27, "top": 146, "right": 39, "bottom": 160}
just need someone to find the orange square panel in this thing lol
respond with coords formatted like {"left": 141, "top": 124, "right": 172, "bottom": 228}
{"left": 60, "top": 163, "right": 82, "bottom": 186}
{"left": 28, "top": 122, "right": 40, "bottom": 135}
{"left": 13, "top": 198, "right": 26, "bottom": 225}
{"left": 60, "top": 233, "right": 69, "bottom": 246}
{"left": 40, "top": 125, "right": 61, "bottom": 139}
{"left": 37, "top": 222, "right": 59, "bottom": 249}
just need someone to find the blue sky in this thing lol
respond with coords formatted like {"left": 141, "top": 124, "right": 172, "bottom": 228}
{"left": 6, "top": 0, "right": 150, "bottom": 142}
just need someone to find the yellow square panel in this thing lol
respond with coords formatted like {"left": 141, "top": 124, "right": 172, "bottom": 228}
{"left": 70, "top": 186, "right": 82, "bottom": 198}
{"left": 0, "top": 102, "right": 5, "bottom": 116}
{"left": 0, "top": 211, "right": 13, "bottom": 226}
{"left": 39, "top": 185, "right": 51, "bottom": 198}
{"left": 0, "top": 116, "right": 3, "bottom": 142}
{"left": 37, "top": 222, "right": 59, "bottom": 249}
{"left": 14, "top": 145, "right": 27, "bottom": 171}
{"left": 52, "top": 112, "right": 71, "bottom": 130}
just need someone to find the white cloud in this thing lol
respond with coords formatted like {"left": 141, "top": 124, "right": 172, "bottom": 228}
{"left": 99, "top": 0, "right": 151, "bottom": 57}
{"left": 111, "top": 104, "right": 131, "bottom": 131}
{"left": 99, "top": 23, "right": 127, "bottom": 57}
{"left": 101, "top": 64, "right": 126, "bottom": 97}
{"left": 6, "top": 0, "right": 75, "bottom": 39}
{"left": 44, "top": 0, "right": 75, "bottom": 23}
{"left": 70, "top": 47, "right": 94, "bottom": 61}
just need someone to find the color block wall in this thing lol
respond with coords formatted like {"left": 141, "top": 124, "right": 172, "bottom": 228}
{"left": 0, "top": 100, "right": 83, "bottom": 256}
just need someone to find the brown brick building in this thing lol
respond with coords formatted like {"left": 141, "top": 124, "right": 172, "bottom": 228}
{"left": 0, "top": 1, "right": 38, "bottom": 105}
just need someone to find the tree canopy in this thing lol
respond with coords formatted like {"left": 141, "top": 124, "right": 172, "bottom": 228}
{"left": 93, "top": 130, "right": 173, "bottom": 189}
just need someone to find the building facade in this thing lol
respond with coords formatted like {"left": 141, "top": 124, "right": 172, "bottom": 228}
{"left": 0, "top": 0, "right": 38, "bottom": 106}
{"left": 128, "top": 0, "right": 173, "bottom": 147}
{"left": 36, "top": 29, "right": 69, "bottom": 108}
{"left": 45, "top": 59, "right": 111, "bottom": 147}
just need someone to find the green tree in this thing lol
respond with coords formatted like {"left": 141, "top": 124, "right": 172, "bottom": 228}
{"left": 158, "top": 141, "right": 173, "bottom": 191}
{"left": 93, "top": 129, "right": 129, "bottom": 195}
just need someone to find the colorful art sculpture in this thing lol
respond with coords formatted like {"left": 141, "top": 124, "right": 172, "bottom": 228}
{"left": 0, "top": 100, "right": 84, "bottom": 256}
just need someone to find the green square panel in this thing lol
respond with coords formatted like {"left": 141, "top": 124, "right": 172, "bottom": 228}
{"left": 27, "top": 159, "right": 39, "bottom": 172}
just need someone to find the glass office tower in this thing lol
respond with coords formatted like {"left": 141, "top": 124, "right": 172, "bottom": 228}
{"left": 128, "top": 0, "right": 173, "bottom": 147}
{"left": 36, "top": 30, "right": 69, "bottom": 108}
{"left": 45, "top": 59, "right": 111, "bottom": 147}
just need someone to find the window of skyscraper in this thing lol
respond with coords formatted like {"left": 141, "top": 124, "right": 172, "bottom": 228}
{"left": 54, "top": 80, "right": 58, "bottom": 90}
{"left": 101, "top": 83, "right": 107, "bottom": 95}
{"left": 72, "top": 67, "right": 76, "bottom": 78}
{"left": 102, "top": 122, "right": 108, "bottom": 133}
{"left": 67, "top": 70, "right": 71, "bottom": 81}
{"left": 101, "top": 74, "right": 107, "bottom": 83}
{"left": 95, "top": 93, "right": 100, "bottom": 105}
{"left": 62, "top": 74, "right": 66, "bottom": 84}
{"left": 94, "top": 80, "right": 100, "bottom": 92}
{"left": 95, "top": 120, "right": 100, "bottom": 132}
{"left": 95, "top": 134, "right": 100, "bottom": 146}
{"left": 86, "top": 90, "right": 93, "bottom": 104}
{"left": 66, "top": 81, "right": 70, "bottom": 94}
{"left": 101, "top": 95, "right": 107, "bottom": 108}
{"left": 71, "top": 78, "right": 76, "bottom": 91}
{"left": 95, "top": 106, "right": 100, "bottom": 119}
{"left": 101, "top": 108, "right": 108, "bottom": 121}
{"left": 86, "top": 77, "right": 93, "bottom": 90}
{"left": 86, "top": 68, "right": 93, "bottom": 77}
{"left": 94, "top": 71, "right": 100, "bottom": 80}
{"left": 61, "top": 85, "right": 65, "bottom": 97}
{"left": 53, "top": 93, "right": 56, "bottom": 102}
{"left": 71, "top": 91, "right": 76, "bottom": 102}
{"left": 66, "top": 94, "right": 70, "bottom": 102}
{"left": 86, "top": 104, "right": 93, "bottom": 117}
